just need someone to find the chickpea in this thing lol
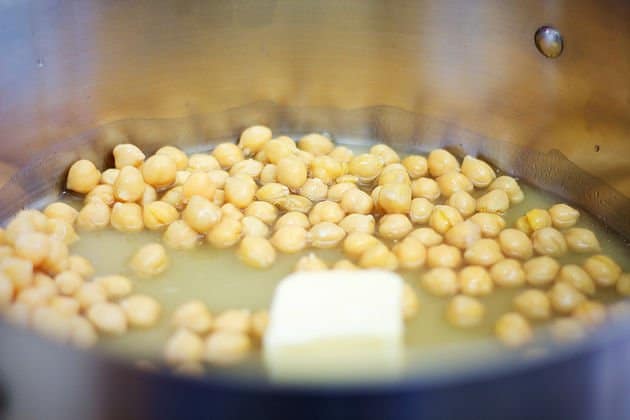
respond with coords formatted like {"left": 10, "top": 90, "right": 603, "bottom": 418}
{"left": 461, "top": 156, "right": 496, "bottom": 188}
{"left": 237, "top": 236, "right": 276, "bottom": 268}
{"left": 212, "top": 143, "right": 244, "bottom": 169}
{"left": 256, "top": 183, "right": 290, "bottom": 204}
{"left": 371, "top": 186, "right": 383, "bottom": 213}
{"left": 68, "top": 315, "right": 98, "bottom": 348}
{"left": 100, "top": 168, "right": 120, "bottom": 186}
{"left": 515, "top": 216, "right": 533, "bottom": 235}
{"left": 583, "top": 254, "right": 621, "bottom": 287}
{"left": 513, "top": 289, "right": 551, "bottom": 320}
{"left": 445, "top": 220, "right": 481, "bottom": 250}
{"left": 87, "top": 302, "right": 127, "bottom": 335}
{"left": 49, "top": 296, "right": 80, "bottom": 317}
{"left": 112, "top": 166, "right": 145, "bottom": 202}
{"left": 549, "top": 203, "right": 579, "bottom": 229}
{"left": 31, "top": 307, "right": 72, "bottom": 342}
{"left": 143, "top": 201, "right": 179, "bottom": 230}
{"left": 343, "top": 232, "right": 380, "bottom": 259}
{"left": 273, "top": 156, "right": 307, "bottom": 190}
{"left": 238, "top": 125, "right": 272, "bottom": 155}
{"left": 172, "top": 300, "right": 213, "bottom": 334}
{"left": 299, "top": 178, "right": 329, "bottom": 202}
{"left": 249, "top": 309, "right": 269, "bottom": 340}
{"left": 377, "top": 214, "right": 412, "bottom": 240}
{"left": 95, "top": 275, "right": 132, "bottom": 299}
{"left": 120, "top": 294, "right": 161, "bottom": 328}
{"left": 213, "top": 189, "right": 225, "bottom": 206}
{"left": 85, "top": 184, "right": 115, "bottom": 206}
{"left": 348, "top": 153, "right": 384, "bottom": 184}
{"left": 469, "top": 212, "right": 505, "bottom": 238}
{"left": 495, "top": 313, "right": 532, "bottom": 347}
{"left": 66, "top": 160, "right": 101, "bottom": 194}
{"left": 427, "top": 149, "right": 459, "bottom": 177}
{"left": 436, "top": 171, "right": 473, "bottom": 197}
{"left": 358, "top": 242, "right": 398, "bottom": 270}
{"left": 109, "top": 203, "right": 143, "bottom": 233}
{"left": 163, "top": 220, "right": 200, "bottom": 250}
{"left": 161, "top": 186, "right": 186, "bottom": 210}
{"left": 336, "top": 174, "right": 359, "bottom": 184}
{"left": 376, "top": 183, "right": 411, "bottom": 215}
{"left": 426, "top": 244, "right": 462, "bottom": 269}
{"left": 15, "top": 286, "right": 49, "bottom": 308}
{"left": 295, "top": 253, "right": 328, "bottom": 271}
{"left": 67, "top": 255, "right": 94, "bottom": 279}
{"left": 2, "top": 302, "right": 31, "bottom": 326}
{"left": 243, "top": 202, "right": 276, "bottom": 227}
{"left": 476, "top": 189, "right": 509, "bottom": 214}
{"left": 411, "top": 177, "right": 440, "bottom": 202}
{"left": 339, "top": 214, "right": 375, "bottom": 234}
{"left": 207, "top": 218, "right": 242, "bottom": 248}
{"left": 490, "top": 259, "right": 525, "bottom": 288}
{"left": 408, "top": 198, "right": 433, "bottom": 224}
{"left": 458, "top": 266, "right": 493, "bottom": 296}
{"left": 261, "top": 139, "right": 291, "bottom": 164}
{"left": 309, "top": 222, "right": 346, "bottom": 248}
{"left": 0, "top": 245, "right": 12, "bottom": 259}
{"left": 202, "top": 170, "right": 227, "bottom": 189}
{"left": 327, "top": 146, "right": 353, "bottom": 163}
{"left": 129, "top": 243, "right": 169, "bottom": 277}
{"left": 558, "top": 264, "right": 596, "bottom": 296}
{"left": 269, "top": 226, "right": 307, "bottom": 253}
{"left": 211, "top": 309, "right": 250, "bottom": 333}
{"left": 142, "top": 185, "right": 157, "bottom": 205}
{"left": 564, "top": 228, "right": 601, "bottom": 254}
{"left": 140, "top": 155, "right": 176, "bottom": 188}
{"left": 221, "top": 203, "right": 243, "bottom": 221}
{"left": 447, "top": 191, "right": 476, "bottom": 218}
{"left": 295, "top": 133, "right": 332, "bottom": 156}
{"left": 549, "top": 317, "right": 586, "bottom": 343}
{"left": 616, "top": 273, "right": 630, "bottom": 296}
{"left": 180, "top": 195, "right": 220, "bottom": 233}
{"left": 489, "top": 176, "right": 524, "bottom": 204}
{"left": 572, "top": 300, "right": 606, "bottom": 326}
{"left": 44, "top": 202, "right": 78, "bottom": 224}
{"left": 310, "top": 156, "right": 345, "bottom": 185}
{"left": 378, "top": 165, "right": 410, "bottom": 186}
{"left": 421, "top": 267, "right": 458, "bottom": 297}
{"left": 229, "top": 159, "right": 263, "bottom": 179}
{"left": 402, "top": 155, "right": 428, "bottom": 179}
{"left": 259, "top": 163, "right": 277, "bottom": 185}
{"left": 1, "top": 256, "right": 33, "bottom": 290}
{"left": 464, "top": 239, "right": 503, "bottom": 266}
{"left": 4, "top": 210, "right": 48, "bottom": 244}
{"left": 165, "top": 328, "right": 205, "bottom": 364}
{"left": 402, "top": 283, "right": 420, "bottom": 320}
{"left": 332, "top": 259, "right": 359, "bottom": 270}
{"left": 113, "top": 144, "right": 145, "bottom": 168}
{"left": 392, "top": 237, "right": 426, "bottom": 269}
{"left": 499, "top": 228, "right": 533, "bottom": 260}
{"left": 523, "top": 256, "right": 560, "bottom": 286}
{"left": 205, "top": 330, "right": 251, "bottom": 365}
{"left": 446, "top": 295, "right": 484, "bottom": 328}
{"left": 45, "top": 219, "right": 77, "bottom": 246}
{"left": 531, "top": 227, "right": 567, "bottom": 257}
{"left": 0, "top": 274, "right": 14, "bottom": 306}
{"left": 275, "top": 211, "right": 310, "bottom": 230}
{"left": 368, "top": 144, "right": 399, "bottom": 165}
{"left": 74, "top": 282, "right": 107, "bottom": 310}
{"left": 339, "top": 188, "right": 373, "bottom": 215}
{"left": 526, "top": 208, "right": 552, "bottom": 231}
{"left": 548, "top": 282, "right": 585, "bottom": 314}
{"left": 241, "top": 216, "right": 270, "bottom": 238}
{"left": 40, "top": 239, "right": 70, "bottom": 276}
{"left": 13, "top": 232, "right": 50, "bottom": 266}
{"left": 155, "top": 145, "right": 188, "bottom": 170}
{"left": 182, "top": 172, "right": 216, "bottom": 201}
{"left": 429, "top": 205, "right": 463, "bottom": 234}
{"left": 408, "top": 227, "right": 443, "bottom": 247}
{"left": 309, "top": 201, "right": 345, "bottom": 225}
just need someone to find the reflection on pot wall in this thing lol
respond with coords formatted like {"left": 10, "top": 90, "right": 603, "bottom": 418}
{"left": 0, "top": 0, "right": 628, "bottom": 193}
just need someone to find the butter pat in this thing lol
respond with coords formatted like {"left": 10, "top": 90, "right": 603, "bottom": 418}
{"left": 264, "top": 270, "right": 404, "bottom": 382}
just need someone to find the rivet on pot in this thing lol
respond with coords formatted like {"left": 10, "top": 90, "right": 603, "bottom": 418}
{"left": 534, "top": 26, "right": 564, "bottom": 59}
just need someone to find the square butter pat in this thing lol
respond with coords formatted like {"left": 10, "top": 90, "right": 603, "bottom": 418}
{"left": 264, "top": 270, "right": 404, "bottom": 382}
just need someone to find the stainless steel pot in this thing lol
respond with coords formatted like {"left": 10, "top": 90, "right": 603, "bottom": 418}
{"left": 0, "top": 1, "right": 629, "bottom": 419}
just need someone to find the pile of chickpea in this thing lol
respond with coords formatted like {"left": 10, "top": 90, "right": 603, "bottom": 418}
{"left": 1, "top": 124, "right": 629, "bottom": 369}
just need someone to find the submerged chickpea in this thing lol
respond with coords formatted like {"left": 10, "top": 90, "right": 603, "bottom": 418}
{"left": 515, "top": 216, "right": 533, "bottom": 235}
{"left": 523, "top": 256, "right": 560, "bottom": 286}
{"left": 141, "top": 155, "right": 177, "bottom": 188}
{"left": 74, "top": 282, "right": 107, "bottom": 310}
{"left": 4, "top": 210, "right": 48, "bottom": 244}
{"left": 464, "top": 239, "right": 503, "bottom": 267}
{"left": 163, "top": 220, "right": 200, "bottom": 250}
{"left": 276, "top": 194, "right": 313, "bottom": 214}
{"left": 87, "top": 302, "right": 127, "bottom": 335}
{"left": 490, "top": 259, "right": 525, "bottom": 288}
{"left": 121, "top": 295, "right": 161, "bottom": 328}
{"left": 429, "top": 205, "right": 463, "bottom": 234}
{"left": 271, "top": 226, "right": 308, "bottom": 253}
{"left": 165, "top": 329, "right": 205, "bottom": 364}
{"left": 310, "top": 222, "right": 346, "bottom": 248}
{"left": 276, "top": 156, "right": 308, "bottom": 190}
{"left": 558, "top": 265, "right": 596, "bottom": 296}
{"left": 526, "top": 208, "right": 552, "bottom": 231}
{"left": 489, "top": 176, "right": 524, "bottom": 204}
{"left": 329, "top": 146, "right": 354, "bottom": 163}
{"left": 476, "top": 189, "right": 509, "bottom": 214}
{"left": 238, "top": 125, "right": 272, "bottom": 155}
{"left": 469, "top": 212, "right": 505, "bottom": 238}
{"left": 181, "top": 195, "right": 221, "bottom": 233}
{"left": 309, "top": 201, "right": 345, "bottom": 225}
{"left": 205, "top": 330, "right": 251, "bottom": 365}
{"left": 550, "top": 317, "right": 586, "bottom": 343}
{"left": 95, "top": 275, "right": 132, "bottom": 299}
{"left": 113, "top": 144, "right": 145, "bottom": 168}
{"left": 408, "top": 227, "right": 443, "bottom": 247}
{"left": 100, "top": 168, "right": 120, "bottom": 186}
{"left": 244, "top": 201, "right": 278, "bottom": 226}
{"left": 411, "top": 177, "right": 441, "bottom": 201}
{"left": 172, "top": 300, "right": 213, "bottom": 334}
{"left": 332, "top": 259, "right": 359, "bottom": 270}
{"left": 421, "top": 267, "right": 458, "bottom": 297}
{"left": 342, "top": 232, "right": 380, "bottom": 259}
{"left": 458, "top": 266, "right": 493, "bottom": 297}
{"left": 299, "top": 178, "right": 329, "bottom": 202}
{"left": 426, "top": 244, "right": 462, "bottom": 269}
{"left": 339, "top": 188, "right": 372, "bottom": 215}
{"left": 182, "top": 172, "right": 216, "bottom": 201}
{"left": 238, "top": 236, "right": 276, "bottom": 268}
{"left": 572, "top": 300, "right": 606, "bottom": 327}
{"left": 31, "top": 307, "right": 72, "bottom": 342}
{"left": 402, "top": 284, "right": 420, "bottom": 321}
{"left": 110, "top": 203, "right": 144, "bottom": 233}
{"left": 67, "top": 255, "right": 94, "bottom": 279}
{"left": 113, "top": 166, "right": 145, "bottom": 203}
{"left": 564, "top": 228, "right": 601, "bottom": 254}
{"left": 275, "top": 211, "right": 310, "bottom": 230}
{"left": 378, "top": 214, "right": 413, "bottom": 240}
{"left": 143, "top": 201, "right": 179, "bottom": 230}
{"left": 241, "top": 216, "right": 270, "bottom": 238}
{"left": 549, "top": 282, "right": 585, "bottom": 314}
{"left": 46, "top": 219, "right": 79, "bottom": 245}
{"left": 447, "top": 191, "right": 476, "bottom": 218}
{"left": 358, "top": 242, "right": 398, "bottom": 270}
{"left": 495, "top": 313, "right": 532, "bottom": 347}
{"left": 76, "top": 201, "right": 111, "bottom": 231}
{"left": 295, "top": 253, "right": 328, "bottom": 271}
{"left": 428, "top": 149, "right": 459, "bottom": 178}
{"left": 40, "top": 238, "right": 69, "bottom": 276}
{"left": 161, "top": 186, "right": 186, "bottom": 210}
{"left": 339, "top": 214, "right": 375, "bottom": 234}
{"left": 85, "top": 184, "right": 115, "bottom": 206}
{"left": 298, "top": 133, "right": 334, "bottom": 156}
{"left": 444, "top": 220, "right": 481, "bottom": 250}
{"left": 409, "top": 198, "right": 433, "bottom": 224}
{"left": 156, "top": 145, "right": 188, "bottom": 170}
{"left": 499, "top": 229, "right": 533, "bottom": 260}
{"left": 402, "top": 155, "right": 428, "bottom": 179}
{"left": 436, "top": 171, "right": 473, "bottom": 197}
{"left": 377, "top": 184, "right": 412, "bottom": 214}
{"left": 393, "top": 237, "right": 426, "bottom": 269}
{"left": 49, "top": 296, "right": 80, "bottom": 317}
{"left": 44, "top": 202, "right": 78, "bottom": 224}
{"left": 583, "top": 255, "right": 621, "bottom": 287}
{"left": 213, "top": 143, "right": 244, "bottom": 169}
{"left": 348, "top": 154, "right": 384, "bottom": 183}
{"left": 129, "top": 243, "right": 169, "bottom": 277}
{"left": 549, "top": 203, "right": 579, "bottom": 229}
{"left": 256, "top": 183, "right": 290, "bottom": 204}
{"left": 223, "top": 176, "right": 256, "bottom": 209}
{"left": 513, "top": 289, "right": 551, "bottom": 321}
{"left": 66, "top": 160, "right": 101, "bottom": 194}
{"left": 207, "top": 218, "right": 242, "bottom": 248}
{"left": 461, "top": 156, "right": 496, "bottom": 188}
{"left": 446, "top": 295, "right": 484, "bottom": 328}
{"left": 13, "top": 232, "right": 50, "bottom": 266}
{"left": 532, "top": 226, "right": 569, "bottom": 257}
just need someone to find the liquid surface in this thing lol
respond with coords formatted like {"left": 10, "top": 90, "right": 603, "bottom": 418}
{"left": 66, "top": 183, "right": 630, "bottom": 378}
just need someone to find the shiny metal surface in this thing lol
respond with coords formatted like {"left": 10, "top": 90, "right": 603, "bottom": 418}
{"left": 0, "top": 0, "right": 629, "bottom": 193}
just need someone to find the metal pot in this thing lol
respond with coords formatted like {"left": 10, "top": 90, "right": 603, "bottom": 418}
{"left": 0, "top": 1, "right": 628, "bottom": 419}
